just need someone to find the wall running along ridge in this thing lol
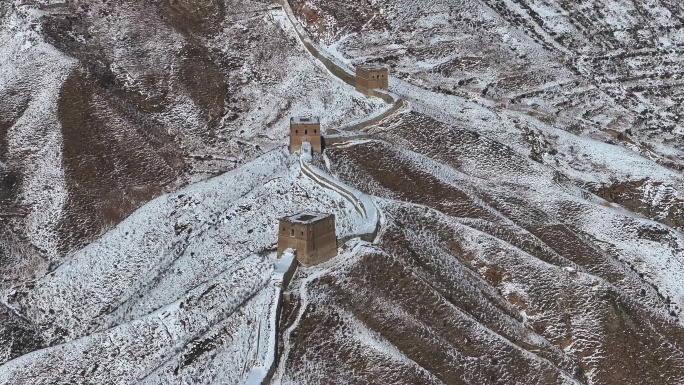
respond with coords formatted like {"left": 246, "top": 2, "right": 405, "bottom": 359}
{"left": 273, "top": 0, "right": 398, "bottom": 108}
{"left": 245, "top": 251, "right": 298, "bottom": 385}
{"left": 275, "top": 0, "right": 476, "bottom": 137}
{"left": 300, "top": 143, "right": 379, "bottom": 243}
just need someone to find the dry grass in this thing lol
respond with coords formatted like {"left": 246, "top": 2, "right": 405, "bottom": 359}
{"left": 326, "top": 141, "right": 500, "bottom": 222}
{"left": 56, "top": 71, "right": 182, "bottom": 254}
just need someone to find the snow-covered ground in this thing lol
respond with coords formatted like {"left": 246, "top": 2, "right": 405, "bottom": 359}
{"left": 0, "top": 3, "right": 77, "bottom": 268}
{"left": 1, "top": 147, "right": 369, "bottom": 382}
{"left": 2, "top": 0, "right": 684, "bottom": 383}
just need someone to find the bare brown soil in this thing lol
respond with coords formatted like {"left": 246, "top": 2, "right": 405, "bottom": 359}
{"left": 161, "top": 0, "right": 226, "bottom": 35}
{"left": 179, "top": 45, "right": 227, "bottom": 130}
{"left": 326, "top": 141, "right": 500, "bottom": 222}
{"left": 593, "top": 179, "right": 684, "bottom": 229}
{"left": 289, "top": 0, "right": 384, "bottom": 44}
{"left": 0, "top": 303, "right": 44, "bottom": 363}
{"left": 0, "top": 167, "right": 18, "bottom": 205}
{"left": 0, "top": 121, "right": 12, "bottom": 159}
{"left": 56, "top": 70, "right": 182, "bottom": 255}
{"left": 0, "top": 114, "right": 22, "bottom": 205}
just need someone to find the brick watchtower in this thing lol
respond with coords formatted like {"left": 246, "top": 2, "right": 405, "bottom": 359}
{"left": 355, "top": 65, "right": 389, "bottom": 92}
{"left": 277, "top": 212, "right": 337, "bottom": 266}
{"left": 289, "top": 116, "right": 322, "bottom": 154}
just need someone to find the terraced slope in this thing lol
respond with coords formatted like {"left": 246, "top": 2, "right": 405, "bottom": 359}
{"left": 294, "top": 0, "right": 684, "bottom": 170}
{"left": 0, "top": 0, "right": 683, "bottom": 384}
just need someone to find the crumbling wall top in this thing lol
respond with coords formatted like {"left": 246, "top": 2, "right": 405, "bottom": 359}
{"left": 290, "top": 116, "right": 320, "bottom": 125}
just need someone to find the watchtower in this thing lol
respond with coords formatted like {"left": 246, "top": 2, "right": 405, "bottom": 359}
{"left": 289, "top": 116, "right": 322, "bottom": 154}
{"left": 355, "top": 65, "right": 389, "bottom": 92}
{"left": 277, "top": 212, "right": 337, "bottom": 266}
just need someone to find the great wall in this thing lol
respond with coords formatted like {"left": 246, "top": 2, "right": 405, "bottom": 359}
{"left": 244, "top": 0, "right": 422, "bottom": 382}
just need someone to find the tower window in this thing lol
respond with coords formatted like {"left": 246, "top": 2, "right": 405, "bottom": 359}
{"left": 314, "top": 130, "right": 316, "bottom": 134}
{"left": 295, "top": 130, "right": 298, "bottom": 134}
{"left": 291, "top": 229, "right": 294, "bottom": 236}
{"left": 305, "top": 130, "right": 308, "bottom": 135}
{"left": 301, "top": 231, "right": 304, "bottom": 236}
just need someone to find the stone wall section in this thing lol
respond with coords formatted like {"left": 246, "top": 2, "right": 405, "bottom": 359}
{"left": 245, "top": 251, "right": 298, "bottom": 385}
{"left": 355, "top": 66, "right": 389, "bottom": 92}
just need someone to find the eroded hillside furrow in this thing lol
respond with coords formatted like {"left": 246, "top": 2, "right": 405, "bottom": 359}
{"left": 281, "top": 243, "right": 584, "bottom": 384}
{"left": 314, "top": 128, "right": 684, "bottom": 384}
{"left": 57, "top": 70, "right": 182, "bottom": 256}
{"left": 324, "top": 139, "right": 667, "bottom": 307}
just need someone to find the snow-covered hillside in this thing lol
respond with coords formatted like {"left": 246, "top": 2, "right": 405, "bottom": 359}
{"left": 1, "top": 0, "right": 684, "bottom": 384}
{"left": 0, "top": 0, "right": 386, "bottom": 280}
{"left": 1, "top": 147, "right": 371, "bottom": 383}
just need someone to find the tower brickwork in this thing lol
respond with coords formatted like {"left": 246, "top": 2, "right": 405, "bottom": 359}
{"left": 289, "top": 116, "right": 322, "bottom": 154}
{"left": 277, "top": 212, "right": 337, "bottom": 266}
{"left": 355, "top": 65, "right": 389, "bottom": 92}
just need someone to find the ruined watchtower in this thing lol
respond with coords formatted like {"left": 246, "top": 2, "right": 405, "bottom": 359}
{"left": 277, "top": 212, "right": 337, "bottom": 266}
{"left": 289, "top": 116, "right": 322, "bottom": 154}
{"left": 355, "top": 65, "right": 389, "bottom": 92}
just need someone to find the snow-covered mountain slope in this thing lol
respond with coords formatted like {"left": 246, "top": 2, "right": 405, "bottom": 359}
{"left": 292, "top": 112, "right": 684, "bottom": 384}
{"left": 0, "top": 0, "right": 384, "bottom": 298}
{"left": 269, "top": 1, "right": 684, "bottom": 384}
{"left": 1, "top": 147, "right": 369, "bottom": 383}
{"left": 295, "top": 0, "right": 684, "bottom": 170}
{"left": 1, "top": 0, "right": 684, "bottom": 384}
